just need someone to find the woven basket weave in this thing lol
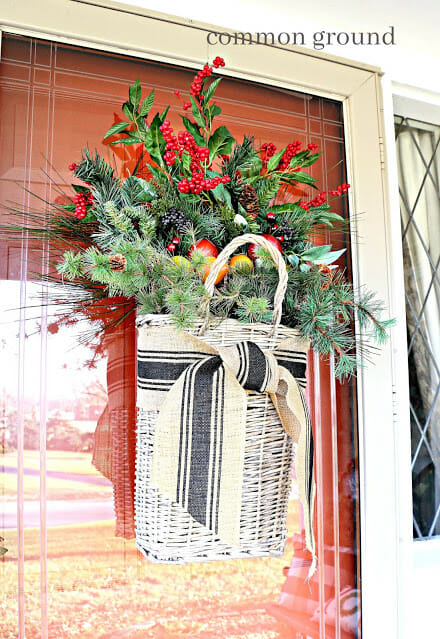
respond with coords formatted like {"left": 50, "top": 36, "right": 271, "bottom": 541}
{"left": 135, "top": 234, "right": 309, "bottom": 563}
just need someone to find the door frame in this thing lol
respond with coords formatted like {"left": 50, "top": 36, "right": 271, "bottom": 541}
{"left": 0, "top": 2, "right": 410, "bottom": 637}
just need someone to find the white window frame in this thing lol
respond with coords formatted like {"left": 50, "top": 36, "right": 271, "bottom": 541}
{"left": 0, "top": 2, "right": 411, "bottom": 637}
{"left": 389, "top": 84, "right": 440, "bottom": 639}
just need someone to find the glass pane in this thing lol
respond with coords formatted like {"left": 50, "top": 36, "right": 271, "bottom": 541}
{"left": 395, "top": 115, "right": 440, "bottom": 539}
{"left": 0, "top": 33, "right": 360, "bottom": 638}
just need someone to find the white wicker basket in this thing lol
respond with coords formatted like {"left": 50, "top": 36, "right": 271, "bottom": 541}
{"left": 135, "top": 234, "right": 309, "bottom": 563}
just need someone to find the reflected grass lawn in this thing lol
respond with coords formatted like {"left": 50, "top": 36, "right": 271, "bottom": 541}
{"left": 1, "top": 503, "right": 300, "bottom": 638}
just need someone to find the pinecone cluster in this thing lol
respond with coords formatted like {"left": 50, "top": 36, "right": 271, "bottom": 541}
{"left": 161, "top": 207, "right": 187, "bottom": 233}
{"left": 274, "top": 224, "right": 300, "bottom": 248}
{"left": 239, "top": 185, "right": 259, "bottom": 220}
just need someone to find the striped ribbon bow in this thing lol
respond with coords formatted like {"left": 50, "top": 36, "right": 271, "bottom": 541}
{"left": 137, "top": 326, "right": 316, "bottom": 572}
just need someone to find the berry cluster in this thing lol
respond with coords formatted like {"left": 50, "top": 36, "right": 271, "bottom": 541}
{"left": 178, "top": 173, "right": 230, "bottom": 194}
{"left": 73, "top": 192, "right": 93, "bottom": 219}
{"left": 261, "top": 142, "right": 277, "bottom": 158}
{"left": 278, "top": 141, "right": 302, "bottom": 170}
{"left": 299, "top": 183, "right": 350, "bottom": 210}
{"left": 213, "top": 56, "right": 225, "bottom": 68}
{"left": 307, "top": 143, "right": 319, "bottom": 151}
{"left": 190, "top": 63, "right": 214, "bottom": 99}
{"left": 161, "top": 207, "right": 188, "bottom": 234}
{"left": 330, "top": 182, "right": 350, "bottom": 196}
{"left": 160, "top": 120, "right": 210, "bottom": 169}
{"left": 68, "top": 163, "right": 78, "bottom": 172}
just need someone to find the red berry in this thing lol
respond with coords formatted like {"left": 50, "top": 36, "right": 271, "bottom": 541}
{"left": 266, "top": 212, "right": 275, "bottom": 221}
{"left": 167, "top": 243, "right": 176, "bottom": 252}
{"left": 272, "top": 224, "right": 279, "bottom": 230}
{"left": 172, "top": 237, "right": 180, "bottom": 244}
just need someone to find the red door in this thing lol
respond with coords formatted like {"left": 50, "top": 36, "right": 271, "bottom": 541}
{"left": 0, "top": 33, "right": 360, "bottom": 639}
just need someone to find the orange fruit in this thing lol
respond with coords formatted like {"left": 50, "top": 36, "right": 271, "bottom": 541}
{"left": 202, "top": 256, "right": 229, "bottom": 285}
{"left": 230, "top": 254, "right": 254, "bottom": 273}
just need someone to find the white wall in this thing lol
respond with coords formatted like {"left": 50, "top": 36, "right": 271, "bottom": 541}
{"left": 116, "top": 0, "right": 440, "bottom": 94}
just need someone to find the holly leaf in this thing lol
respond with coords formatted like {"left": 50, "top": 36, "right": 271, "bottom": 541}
{"left": 139, "top": 89, "right": 155, "bottom": 117}
{"left": 269, "top": 203, "right": 304, "bottom": 214}
{"left": 103, "top": 121, "right": 131, "bottom": 139}
{"left": 267, "top": 147, "right": 286, "bottom": 172}
{"left": 182, "top": 150, "right": 191, "bottom": 172}
{"left": 181, "top": 116, "right": 205, "bottom": 145}
{"left": 110, "top": 134, "right": 141, "bottom": 146}
{"left": 212, "top": 182, "right": 232, "bottom": 207}
{"left": 203, "top": 77, "right": 222, "bottom": 104}
{"left": 159, "top": 106, "right": 170, "bottom": 124}
{"left": 125, "top": 175, "right": 156, "bottom": 202}
{"left": 208, "top": 104, "right": 222, "bottom": 119}
{"left": 288, "top": 171, "right": 317, "bottom": 186}
{"left": 299, "top": 152, "right": 322, "bottom": 168}
{"left": 122, "top": 101, "right": 133, "bottom": 121}
{"left": 208, "top": 126, "right": 234, "bottom": 163}
{"left": 72, "top": 184, "right": 90, "bottom": 194}
{"left": 312, "top": 211, "right": 345, "bottom": 226}
{"left": 190, "top": 96, "right": 205, "bottom": 128}
{"left": 144, "top": 113, "right": 165, "bottom": 164}
{"left": 129, "top": 78, "right": 142, "bottom": 108}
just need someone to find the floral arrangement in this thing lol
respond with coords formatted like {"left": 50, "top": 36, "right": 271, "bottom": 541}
{"left": 16, "top": 57, "right": 391, "bottom": 378}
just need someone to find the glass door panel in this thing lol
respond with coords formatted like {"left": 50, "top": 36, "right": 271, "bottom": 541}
{"left": 0, "top": 34, "right": 360, "bottom": 639}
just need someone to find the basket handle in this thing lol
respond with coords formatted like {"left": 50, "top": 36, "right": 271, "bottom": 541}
{"left": 199, "top": 233, "right": 288, "bottom": 336}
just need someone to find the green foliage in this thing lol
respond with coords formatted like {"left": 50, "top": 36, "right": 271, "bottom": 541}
{"left": 0, "top": 58, "right": 393, "bottom": 381}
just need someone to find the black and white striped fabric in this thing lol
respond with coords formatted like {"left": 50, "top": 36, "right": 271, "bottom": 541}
{"left": 137, "top": 326, "right": 315, "bottom": 568}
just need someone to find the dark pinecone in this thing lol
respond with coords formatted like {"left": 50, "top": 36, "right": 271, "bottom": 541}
{"left": 239, "top": 184, "right": 259, "bottom": 220}
{"left": 109, "top": 254, "right": 127, "bottom": 272}
{"left": 273, "top": 224, "right": 304, "bottom": 250}
{"left": 161, "top": 207, "right": 187, "bottom": 233}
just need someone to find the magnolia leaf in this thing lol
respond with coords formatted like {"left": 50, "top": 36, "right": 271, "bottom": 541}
{"left": 129, "top": 78, "right": 142, "bottom": 107}
{"left": 103, "top": 121, "right": 130, "bottom": 139}
{"left": 287, "top": 253, "right": 300, "bottom": 267}
{"left": 301, "top": 244, "right": 333, "bottom": 260}
{"left": 139, "top": 90, "right": 155, "bottom": 117}
{"left": 208, "top": 126, "right": 234, "bottom": 163}
{"left": 181, "top": 116, "right": 205, "bottom": 145}
{"left": 313, "top": 248, "right": 346, "bottom": 265}
{"left": 300, "top": 263, "right": 311, "bottom": 273}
